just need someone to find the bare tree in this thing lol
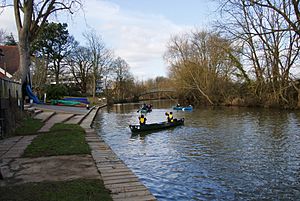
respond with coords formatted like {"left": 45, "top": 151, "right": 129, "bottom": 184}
{"left": 112, "top": 57, "right": 134, "bottom": 101}
{"left": 68, "top": 45, "right": 92, "bottom": 94}
{"left": 164, "top": 30, "right": 238, "bottom": 105}
{"left": 218, "top": 0, "right": 300, "bottom": 107}
{"left": 1, "top": 0, "right": 81, "bottom": 84}
{"left": 31, "top": 56, "right": 47, "bottom": 98}
{"left": 0, "top": 29, "right": 7, "bottom": 45}
{"left": 83, "top": 30, "right": 114, "bottom": 101}
{"left": 250, "top": 0, "right": 300, "bottom": 36}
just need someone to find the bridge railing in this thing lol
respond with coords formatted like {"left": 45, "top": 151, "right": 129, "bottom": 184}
{"left": 139, "top": 88, "right": 176, "bottom": 96}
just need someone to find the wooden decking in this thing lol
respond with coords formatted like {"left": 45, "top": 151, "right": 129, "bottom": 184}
{"left": 84, "top": 128, "right": 156, "bottom": 201}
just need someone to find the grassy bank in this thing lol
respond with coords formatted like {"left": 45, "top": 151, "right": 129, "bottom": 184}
{"left": 23, "top": 123, "right": 90, "bottom": 157}
{"left": 14, "top": 117, "right": 44, "bottom": 135}
{"left": 11, "top": 123, "right": 113, "bottom": 200}
{"left": 0, "top": 179, "right": 112, "bottom": 201}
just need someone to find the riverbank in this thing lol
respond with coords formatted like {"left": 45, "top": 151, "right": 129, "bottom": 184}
{"left": 0, "top": 104, "right": 156, "bottom": 201}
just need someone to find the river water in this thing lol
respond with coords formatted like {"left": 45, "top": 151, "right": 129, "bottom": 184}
{"left": 93, "top": 100, "right": 300, "bottom": 201}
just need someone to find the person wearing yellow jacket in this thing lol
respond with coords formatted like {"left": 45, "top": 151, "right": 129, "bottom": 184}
{"left": 139, "top": 114, "right": 147, "bottom": 125}
{"left": 165, "top": 112, "right": 174, "bottom": 123}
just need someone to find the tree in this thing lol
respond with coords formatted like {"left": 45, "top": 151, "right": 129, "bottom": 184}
{"left": 31, "top": 57, "right": 48, "bottom": 98}
{"left": 84, "top": 31, "right": 114, "bottom": 101}
{"left": 1, "top": 0, "right": 82, "bottom": 84}
{"left": 164, "top": 30, "right": 238, "bottom": 105}
{"left": 112, "top": 57, "right": 134, "bottom": 101}
{"left": 5, "top": 33, "right": 17, "bottom": 45}
{"left": 32, "top": 22, "right": 76, "bottom": 84}
{"left": 68, "top": 45, "right": 92, "bottom": 94}
{"left": 249, "top": 0, "right": 300, "bottom": 37}
{"left": 218, "top": 0, "right": 300, "bottom": 107}
{"left": 0, "top": 29, "right": 7, "bottom": 45}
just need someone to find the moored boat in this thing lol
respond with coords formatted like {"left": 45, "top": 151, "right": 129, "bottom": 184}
{"left": 173, "top": 105, "right": 193, "bottom": 111}
{"left": 129, "top": 118, "right": 184, "bottom": 133}
{"left": 138, "top": 108, "right": 152, "bottom": 113}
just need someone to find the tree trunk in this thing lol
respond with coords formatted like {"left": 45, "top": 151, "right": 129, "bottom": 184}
{"left": 15, "top": 32, "right": 31, "bottom": 84}
{"left": 92, "top": 74, "right": 96, "bottom": 102}
{"left": 298, "top": 89, "right": 300, "bottom": 109}
{"left": 55, "top": 73, "right": 59, "bottom": 85}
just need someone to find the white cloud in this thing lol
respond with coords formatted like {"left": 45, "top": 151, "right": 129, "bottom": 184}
{"left": 0, "top": 6, "right": 17, "bottom": 37}
{"left": 0, "top": 0, "right": 191, "bottom": 79}
{"left": 68, "top": 0, "right": 190, "bottom": 79}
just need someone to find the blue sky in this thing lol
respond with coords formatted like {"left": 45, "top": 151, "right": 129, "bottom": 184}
{"left": 0, "top": 0, "right": 218, "bottom": 80}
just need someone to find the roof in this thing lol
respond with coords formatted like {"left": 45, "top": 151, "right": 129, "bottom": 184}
{"left": 0, "top": 45, "right": 20, "bottom": 75}
{"left": 0, "top": 67, "right": 13, "bottom": 78}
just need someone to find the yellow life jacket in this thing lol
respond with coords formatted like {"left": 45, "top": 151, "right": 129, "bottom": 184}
{"left": 168, "top": 114, "right": 174, "bottom": 122}
{"left": 140, "top": 117, "right": 145, "bottom": 124}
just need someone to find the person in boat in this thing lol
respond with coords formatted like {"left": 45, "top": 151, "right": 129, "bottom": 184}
{"left": 139, "top": 114, "right": 147, "bottom": 125}
{"left": 165, "top": 112, "right": 174, "bottom": 123}
{"left": 176, "top": 103, "right": 180, "bottom": 107}
{"left": 142, "top": 103, "right": 147, "bottom": 110}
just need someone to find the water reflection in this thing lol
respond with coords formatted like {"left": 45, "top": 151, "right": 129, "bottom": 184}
{"left": 94, "top": 101, "right": 300, "bottom": 200}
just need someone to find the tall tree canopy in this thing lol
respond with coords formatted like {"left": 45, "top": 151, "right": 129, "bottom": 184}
{"left": 218, "top": 0, "right": 300, "bottom": 107}
{"left": 32, "top": 22, "right": 76, "bottom": 84}
{"left": 2, "top": 0, "right": 81, "bottom": 83}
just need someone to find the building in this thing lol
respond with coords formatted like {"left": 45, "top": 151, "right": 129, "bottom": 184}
{"left": 0, "top": 45, "right": 19, "bottom": 79}
{"left": 0, "top": 45, "right": 22, "bottom": 138}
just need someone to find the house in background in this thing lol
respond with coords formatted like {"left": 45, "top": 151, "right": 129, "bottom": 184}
{"left": 0, "top": 45, "right": 19, "bottom": 79}
{"left": 0, "top": 45, "right": 22, "bottom": 138}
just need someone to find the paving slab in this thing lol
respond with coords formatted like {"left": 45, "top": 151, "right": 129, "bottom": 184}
{"left": 38, "top": 113, "right": 74, "bottom": 132}
{"left": 33, "top": 104, "right": 88, "bottom": 115}
{"left": 64, "top": 114, "right": 85, "bottom": 124}
{"left": 80, "top": 107, "right": 100, "bottom": 129}
{"left": 0, "top": 155, "right": 100, "bottom": 186}
{"left": 0, "top": 136, "right": 37, "bottom": 159}
{"left": 34, "top": 111, "right": 55, "bottom": 122}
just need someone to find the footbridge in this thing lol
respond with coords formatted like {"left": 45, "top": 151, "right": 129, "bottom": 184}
{"left": 138, "top": 88, "right": 176, "bottom": 100}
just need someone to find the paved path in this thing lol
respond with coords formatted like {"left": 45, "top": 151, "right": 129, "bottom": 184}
{"left": 1, "top": 155, "right": 100, "bottom": 186}
{"left": 1, "top": 103, "right": 157, "bottom": 200}
{"left": 38, "top": 113, "right": 75, "bottom": 132}
{"left": 33, "top": 104, "right": 88, "bottom": 115}
{"left": 0, "top": 135, "right": 37, "bottom": 159}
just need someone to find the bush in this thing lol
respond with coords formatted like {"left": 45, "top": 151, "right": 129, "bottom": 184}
{"left": 46, "top": 84, "right": 67, "bottom": 100}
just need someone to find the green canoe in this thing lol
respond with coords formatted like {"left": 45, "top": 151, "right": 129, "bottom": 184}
{"left": 129, "top": 118, "right": 184, "bottom": 133}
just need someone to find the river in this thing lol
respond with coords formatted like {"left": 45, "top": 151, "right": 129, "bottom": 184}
{"left": 93, "top": 100, "right": 300, "bottom": 201}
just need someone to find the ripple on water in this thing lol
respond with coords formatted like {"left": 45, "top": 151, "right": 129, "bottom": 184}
{"left": 95, "top": 104, "right": 300, "bottom": 201}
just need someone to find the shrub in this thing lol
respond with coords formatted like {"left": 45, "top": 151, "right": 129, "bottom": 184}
{"left": 46, "top": 84, "right": 67, "bottom": 100}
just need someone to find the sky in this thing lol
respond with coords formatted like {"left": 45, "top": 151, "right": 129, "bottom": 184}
{"left": 0, "top": 0, "right": 218, "bottom": 80}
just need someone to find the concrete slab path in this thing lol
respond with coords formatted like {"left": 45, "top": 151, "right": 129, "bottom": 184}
{"left": 0, "top": 135, "right": 37, "bottom": 159}
{"left": 38, "top": 113, "right": 74, "bottom": 132}
{"left": 64, "top": 114, "right": 85, "bottom": 124}
{"left": 1, "top": 103, "right": 157, "bottom": 200}
{"left": 0, "top": 155, "right": 100, "bottom": 187}
{"left": 34, "top": 111, "right": 55, "bottom": 122}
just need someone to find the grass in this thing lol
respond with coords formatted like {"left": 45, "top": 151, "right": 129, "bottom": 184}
{"left": 0, "top": 179, "right": 112, "bottom": 201}
{"left": 14, "top": 117, "right": 44, "bottom": 135}
{"left": 23, "top": 123, "right": 90, "bottom": 157}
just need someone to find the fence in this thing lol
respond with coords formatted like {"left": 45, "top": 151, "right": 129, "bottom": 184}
{"left": 0, "top": 78, "right": 23, "bottom": 139}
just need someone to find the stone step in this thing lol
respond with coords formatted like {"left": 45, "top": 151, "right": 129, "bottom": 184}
{"left": 38, "top": 113, "right": 74, "bottom": 132}
{"left": 34, "top": 111, "right": 56, "bottom": 123}
{"left": 64, "top": 114, "right": 85, "bottom": 124}
{"left": 34, "top": 109, "right": 43, "bottom": 115}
